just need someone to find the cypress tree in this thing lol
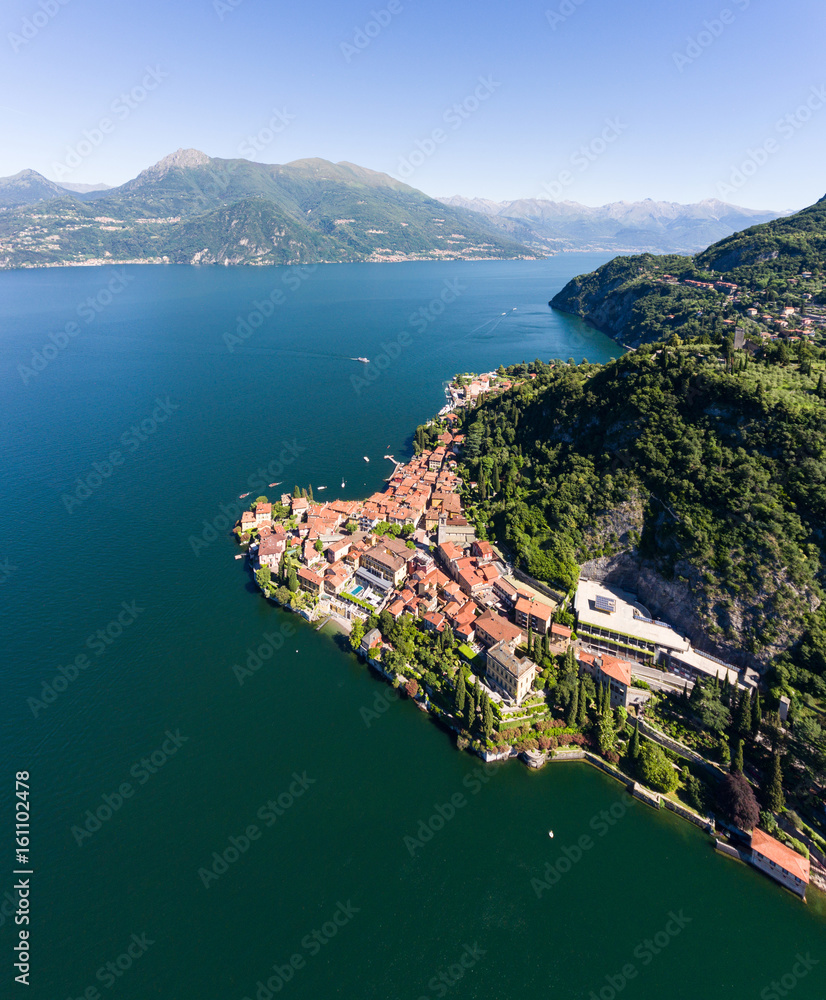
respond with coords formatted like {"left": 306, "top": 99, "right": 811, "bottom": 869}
{"left": 751, "top": 689, "right": 762, "bottom": 738}
{"left": 765, "top": 752, "right": 785, "bottom": 813}
{"left": 576, "top": 679, "right": 587, "bottom": 728}
{"left": 491, "top": 464, "right": 500, "bottom": 493}
{"left": 734, "top": 689, "right": 751, "bottom": 738}
{"left": 629, "top": 717, "right": 641, "bottom": 760}
{"left": 721, "top": 674, "right": 731, "bottom": 707}
{"left": 543, "top": 632, "right": 550, "bottom": 660}
{"left": 565, "top": 683, "right": 579, "bottom": 728}
{"left": 482, "top": 693, "right": 494, "bottom": 738}
{"left": 455, "top": 672, "right": 467, "bottom": 716}
{"left": 732, "top": 738, "right": 744, "bottom": 775}
{"left": 287, "top": 566, "right": 298, "bottom": 593}
{"left": 817, "top": 373, "right": 825, "bottom": 399}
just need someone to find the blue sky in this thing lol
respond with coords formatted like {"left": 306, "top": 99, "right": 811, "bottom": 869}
{"left": 2, "top": 0, "right": 824, "bottom": 209}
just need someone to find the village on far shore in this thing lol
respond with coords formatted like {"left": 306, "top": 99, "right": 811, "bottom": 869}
{"left": 232, "top": 368, "right": 816, "bottom": 903}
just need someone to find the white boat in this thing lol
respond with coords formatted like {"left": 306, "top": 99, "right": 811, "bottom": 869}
{"left": 354, "top": 357, "right": 370, "bottom": 364}
{"left": 341, "top": 479, "right": 346, "bottom": 488}
{"left": 363, "top": 456, "right": 370, "bottom": 462}
{"left": 548, "top": 830, "right": 554, "bottom": 838}
{"left": 317, "top": 486, "right": 327, "bottom": 490}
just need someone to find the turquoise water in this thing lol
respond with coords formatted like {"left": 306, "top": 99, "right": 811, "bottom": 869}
{"left": 1, "top": 257, "right": 824, "bottom": 1000}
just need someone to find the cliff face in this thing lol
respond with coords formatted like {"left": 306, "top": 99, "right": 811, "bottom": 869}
{"left": 550, "top": 255, "right": 665, "bottom": 347}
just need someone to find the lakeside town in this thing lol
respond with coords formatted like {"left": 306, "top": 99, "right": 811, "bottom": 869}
{"left": 234, "top": 368, "right": 821, "bottom": 903}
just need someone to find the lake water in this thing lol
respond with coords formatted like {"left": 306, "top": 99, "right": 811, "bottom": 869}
{"left": 1, "top": 256, "right": 824, "bottom": 1000}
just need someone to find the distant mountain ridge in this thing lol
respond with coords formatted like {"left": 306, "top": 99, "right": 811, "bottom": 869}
{"left": 0, "top": 150, "right": 533, "bottom": 268}
{"left": 438, "top": 194, "right": 787, "bottom": 254}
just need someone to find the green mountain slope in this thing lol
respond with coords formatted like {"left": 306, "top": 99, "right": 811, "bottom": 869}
{"left": 550, "top": 196, "right": 826, "bottom": 348}
{"left": 0, "top": 150, "right": 533, "bottom": 267}
{"left": 457, "top": 347, "right": 826, "bottom": 691}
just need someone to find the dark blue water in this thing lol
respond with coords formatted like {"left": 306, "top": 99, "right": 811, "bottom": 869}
{"left": 1, "top": 257, "right": 824, "bottom": 1000}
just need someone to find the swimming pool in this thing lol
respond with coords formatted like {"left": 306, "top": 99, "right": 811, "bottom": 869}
{"left": 350, "top": 585, "right": 364, "bottom": 596}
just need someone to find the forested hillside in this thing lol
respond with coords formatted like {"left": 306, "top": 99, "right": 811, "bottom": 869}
{"left": 453, "top": 345, "right": 826, "bottom": 705}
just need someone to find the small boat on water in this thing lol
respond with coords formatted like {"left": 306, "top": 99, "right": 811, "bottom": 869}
{"left": 354, "top": 357, "right": 370, "bottom": 364}
{"left": 341, "top": 479, "right": 346, "bottom": 489}
{"left": 317, "top": 486, "right": 327, "bottom": 490}
{"left": 548, "top": 830, "right": 554, "bottom": 838}
{"left": 363, "top": 456, "right": 370, "bottom": 463}
{"left": 268, "top": 482, "right": 282, "bottom": 488}
{"left": 239, "top": 492, "right": 250, "bottom": 499}
{"left": 234, "top": 554, "right": 244, "bottom": 560}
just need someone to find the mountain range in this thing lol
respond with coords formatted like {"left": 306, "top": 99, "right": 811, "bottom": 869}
{"left": 0, "top": 148, "right": 787, "bottom": 268}
{"left": 0, "top": 150, "right": 531, "bottom": 268}
{"left": 438, "top": 194, "right": 786, "bottom": 254}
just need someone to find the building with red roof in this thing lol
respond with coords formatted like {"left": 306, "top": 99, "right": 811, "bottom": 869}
{"left": 750, "top": 828, "right": 810, "bottom": 898}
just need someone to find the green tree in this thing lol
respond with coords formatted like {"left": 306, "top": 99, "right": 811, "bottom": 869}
{"left": 638, "top": 741, "right": 678, "bottom": 793}
{"left": 349, "top": 620, "right": 365, "bottom": 652}
{"left": 314, "top": 539, "right": 324, "bottom": 552}
{"left": 287, "top": 566, "right": 298, "bottom": 593}
{"left": 576, "top": 679, "right": 587, "bottom": 728}
{"left": 628, "top": 717, "right": 641, "bottom": 761}
{"left": 764, "top": 752, "right": 785, "bottom": 813}
{"left": 455, "top": 671, "right": 467, "bottom": 716}
{"left": 731, "top": 738, "right": 744, "bottom": 775}
{"left": 565, "top": 682, "right": 579, "bottom": 728}
{"left": 750, "top": 689, "right": 762, "bottom": 739}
